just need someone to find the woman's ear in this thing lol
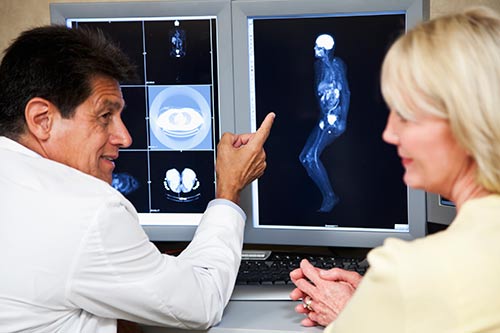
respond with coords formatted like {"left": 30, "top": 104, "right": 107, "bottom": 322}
{"left": 24, "top": 98, "right": 54, "bottom": 141}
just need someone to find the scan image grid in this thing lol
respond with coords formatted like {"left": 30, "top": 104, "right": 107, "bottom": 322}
{"left": 73, "top": 17, "right": 218, "bottom": 214}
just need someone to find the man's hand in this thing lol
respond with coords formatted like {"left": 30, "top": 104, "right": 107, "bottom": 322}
{"left": 289, "top": 259, "right": 362, "bottom": 327}
{"left": 215, "top": 112, "right": 275, "bottom": 204}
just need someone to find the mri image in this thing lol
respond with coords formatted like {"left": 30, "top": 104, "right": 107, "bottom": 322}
{"left": 148, "top": 85, "right": 213, "bottom": 150}
{"left": 170, "top": 20, "right": 186, "bottom": 58}
{"left": 299, "top": 34, "right": 350, "bottom": 213}
{"left": 145, "top": 19, "right": 215, "bottom": 85}
{"left": 72, "top": 17, "right": 219, "bottom": 215}
{"left": 112, "top": 172, "right": 140, "bottom": 195}
{"left": 149, "top": 150, "right": 215, "bottom": 213}
{"left": 157, "top": 107, "right": 204, "bottom": 138}
{"left": 163, "top": 167, "right": 201, "bottom": 202}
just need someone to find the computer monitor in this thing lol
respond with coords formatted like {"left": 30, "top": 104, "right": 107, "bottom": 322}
{"left": 51, "top": 0, "right": 431, "bottom": 248}
{"left": 427, "top": 193, "right": 456, "bottom": 225}
{"left": 232, "top": 0, "right": 429, "bottom": 247}
{"left": 50, "top": 1, "right": 234, "bottom": 241}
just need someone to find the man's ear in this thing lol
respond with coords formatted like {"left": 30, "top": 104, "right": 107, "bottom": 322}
{"left": 24, "top": 98, "right": 54, "bottom": 141}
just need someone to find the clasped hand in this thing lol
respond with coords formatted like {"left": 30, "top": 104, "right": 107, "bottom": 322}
{"left": 289, "top": 259, "right": 362, "bottom": 327}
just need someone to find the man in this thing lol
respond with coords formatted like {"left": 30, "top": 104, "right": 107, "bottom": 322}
{"left": 0, "top": 25, "right": 274, "bottom": 332}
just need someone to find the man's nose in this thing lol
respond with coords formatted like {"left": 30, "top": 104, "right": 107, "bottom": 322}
{"left": 111, "top": 118, "right": 133, "bottom": 148}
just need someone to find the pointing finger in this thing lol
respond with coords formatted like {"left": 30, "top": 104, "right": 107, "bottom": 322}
{"left": 251, "top": 112, "right": 275, "bottom": 146}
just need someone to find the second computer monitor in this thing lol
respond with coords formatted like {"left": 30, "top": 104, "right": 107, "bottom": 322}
{"left": 233, "top": 0, "right": 428, "bottom": 247}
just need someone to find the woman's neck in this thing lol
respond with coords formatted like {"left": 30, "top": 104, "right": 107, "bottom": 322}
{"left": 448, "top": 172, "right": 491, "bottom": 211}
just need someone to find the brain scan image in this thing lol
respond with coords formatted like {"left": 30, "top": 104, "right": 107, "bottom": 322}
{"left": 111, "top": 172, "right": 140, "bottom": 195}
{"left": 148, "top": 85, "right": 213, "bottom": 150}
{"left": 163, "top": 167, "right": 201, "bottom": 202}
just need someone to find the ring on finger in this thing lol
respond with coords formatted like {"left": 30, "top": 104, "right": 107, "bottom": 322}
{"left": 302, "top": 297, "right": 313, "bottom": 311}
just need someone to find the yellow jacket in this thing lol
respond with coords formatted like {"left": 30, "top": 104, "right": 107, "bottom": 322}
{"left": 326, "top": 195, "right": 500, "bottom": 333}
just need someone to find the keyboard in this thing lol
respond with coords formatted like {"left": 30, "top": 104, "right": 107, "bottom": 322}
{"left": 231, "top": 250, "right": 369, "bottom": 300}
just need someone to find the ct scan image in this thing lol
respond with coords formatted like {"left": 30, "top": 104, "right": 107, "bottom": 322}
{"left": 148, "top": 85, "right": 213, "bottom": 151}
{"left": 72, "top": 17, "right": 219, "bottom": 215}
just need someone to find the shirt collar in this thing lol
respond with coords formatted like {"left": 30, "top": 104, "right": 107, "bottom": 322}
{"left": 0, "top": 136, "right": 42, "bottom": 158}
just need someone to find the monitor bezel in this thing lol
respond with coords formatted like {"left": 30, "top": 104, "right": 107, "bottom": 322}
{"left": 426, "top": 193, "right": 456, "bottom": 225}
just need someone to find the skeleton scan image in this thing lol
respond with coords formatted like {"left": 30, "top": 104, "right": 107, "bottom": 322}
{"left": 169, "top": 20, "right": 186, "bottom": 58}
{"left": 299, "top": 34, "right": 350, "bottom": 212}
{"left": 163, "top": 167, "right": 201, "bottom": 202}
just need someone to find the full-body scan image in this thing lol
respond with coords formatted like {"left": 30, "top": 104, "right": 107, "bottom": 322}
{"left": 299, "top": 34, "right": 350, "bottom": 212}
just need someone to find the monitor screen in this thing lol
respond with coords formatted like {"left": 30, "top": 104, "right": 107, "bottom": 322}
{"left": 233, "top": 0, "right": 429, "bottom": 247}
{"left": 51, "top": 1, "right": 235, "bottom": 241}
{"left": 72, "top": 17, "right": 219, "bottom": 219}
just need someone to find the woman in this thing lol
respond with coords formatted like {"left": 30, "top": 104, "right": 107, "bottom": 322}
{"left": 290, "top": 6, "right": 500, "bottom": 333}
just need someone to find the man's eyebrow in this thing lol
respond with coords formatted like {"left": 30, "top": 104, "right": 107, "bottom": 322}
{"left": 100, "top": 99, "right": 124, "bottom": 111}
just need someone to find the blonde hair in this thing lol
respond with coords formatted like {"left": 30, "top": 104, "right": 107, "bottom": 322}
{"left": 381, "top": 6, "right": 500, "bottom": 193}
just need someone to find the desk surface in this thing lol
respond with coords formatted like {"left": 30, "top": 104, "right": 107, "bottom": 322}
{"left": 141, "top": 300, "right": 324, "bottom": 333}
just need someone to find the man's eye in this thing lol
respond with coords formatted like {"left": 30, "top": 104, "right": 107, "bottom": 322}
{"left": 101, "top": 112, "right": 112, "bottom": 120}
{"left": 99, "top": 112, "right": 113, "bottom": 124}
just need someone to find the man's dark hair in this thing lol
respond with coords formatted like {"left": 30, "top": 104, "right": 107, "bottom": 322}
{"left": 0, "top": 25, "right": 137, "bottom": 139}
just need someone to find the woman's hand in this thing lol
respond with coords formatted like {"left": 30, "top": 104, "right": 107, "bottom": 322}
{"left": 289, "top": 259, "right": 362, "bottom": 327}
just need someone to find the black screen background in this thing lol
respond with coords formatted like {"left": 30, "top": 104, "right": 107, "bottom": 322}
{"left": 253, "top": 14, "right": 407, "bottom": 229}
